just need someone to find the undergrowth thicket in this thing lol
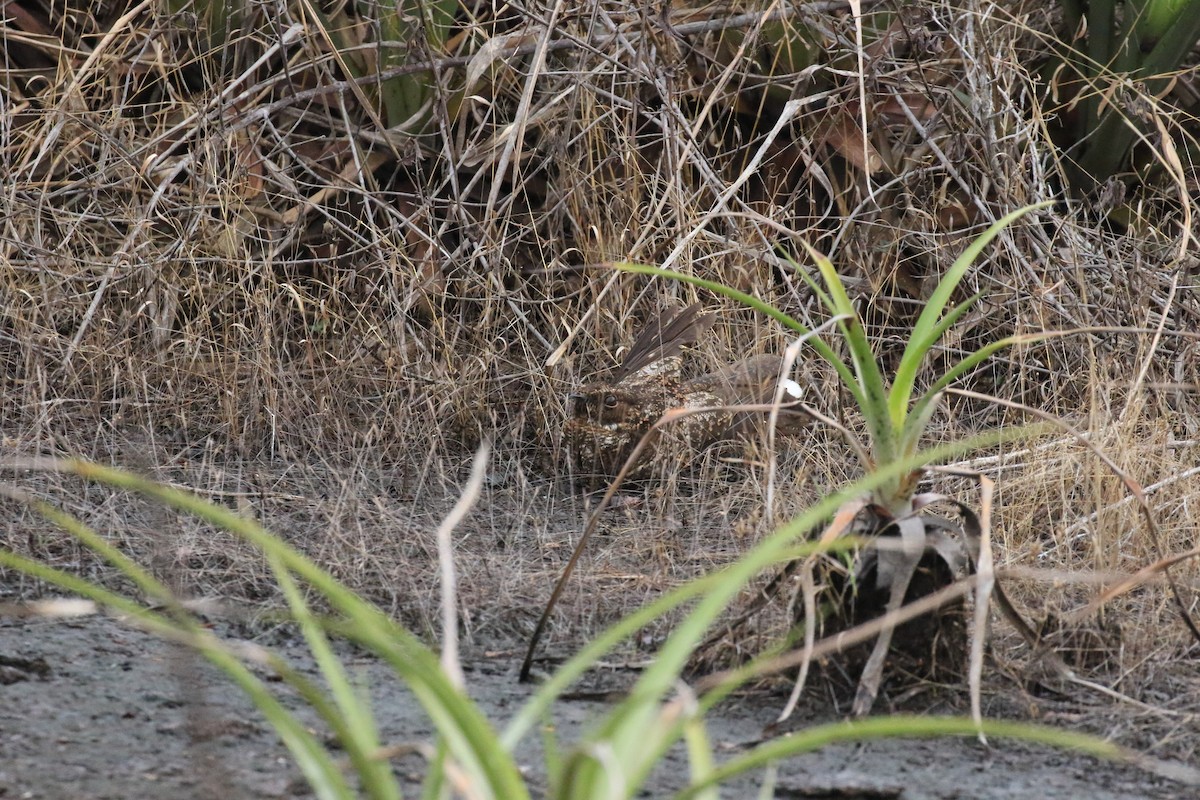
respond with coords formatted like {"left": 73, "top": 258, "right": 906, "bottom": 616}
{"left": 3, "top": 0, "right": 1200, "bottom": 788}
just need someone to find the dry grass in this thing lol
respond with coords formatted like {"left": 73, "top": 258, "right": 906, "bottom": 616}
{"left": 2, "top": 0, "right": 1199, "bottom": 750}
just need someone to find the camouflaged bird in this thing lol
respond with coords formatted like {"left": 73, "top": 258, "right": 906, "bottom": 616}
{"left": 564, "top": 303, "right": 807, "bottom": 480}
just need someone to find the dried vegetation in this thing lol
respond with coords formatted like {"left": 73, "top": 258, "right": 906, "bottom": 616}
{"left": 2, "top": 0, "right": 1199, "bottom": 751}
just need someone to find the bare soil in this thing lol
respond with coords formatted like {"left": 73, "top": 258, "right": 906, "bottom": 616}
{"left": 0, "top": 610, "right": 1193, "bottom": 799}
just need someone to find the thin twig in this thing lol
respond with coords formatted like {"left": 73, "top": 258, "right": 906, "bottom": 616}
{"left": 436, "top": 442, "right": 491, "bottom": 689}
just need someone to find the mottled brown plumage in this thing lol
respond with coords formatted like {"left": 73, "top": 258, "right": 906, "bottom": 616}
{"left": 565, "top": 304, "right": 807, "bottom": 480}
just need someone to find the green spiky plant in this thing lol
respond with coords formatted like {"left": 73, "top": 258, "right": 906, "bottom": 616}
{"left": 159, "top": 0, "right": 462, "bottom": 131}
{"left": 0, "top": 436, "right": 1129, "bottom": 799}
{"left": 306, "top": 0, "right": 460, "bottom": 132}
{"left": 373, "top": 0, "right": 459, "bottom": 131}
{"left": 612, "top": 201, "right": 1054, "bottom": 714}
{"left": 1049, "top": 0, "right": 1200, "bottom": 194}
{"left": 0, "top": 197, "right": 1139, "bottom": 799}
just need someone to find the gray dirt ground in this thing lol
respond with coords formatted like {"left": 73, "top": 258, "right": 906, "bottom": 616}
{"left": 1, "top": 613, "right": 1192, "bottom": 800}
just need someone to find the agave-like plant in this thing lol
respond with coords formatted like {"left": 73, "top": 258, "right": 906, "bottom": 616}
{"left": 307, "top": 0, "right": 460, "bottom": 133}
{"left": 1049, "top": 0, "right": 1200, "bottom": 194}
{"left": 1, "top": 444, "right": 1127, "bottom": 799}
{"left": 614, "top": 201, "right": 1053, "bottom": 714}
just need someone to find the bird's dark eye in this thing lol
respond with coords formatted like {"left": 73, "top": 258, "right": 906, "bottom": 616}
{"left": 603, "top": 394, "right": 618, "bottom": 409}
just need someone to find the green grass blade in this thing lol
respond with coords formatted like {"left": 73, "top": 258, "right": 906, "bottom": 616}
{"left": 1080, "top": 0, "right": 1117, "bottom": 142}
{"left": 537, "top": 428, "right": 1039, "bottom": 794}
{"left": 682, "top": 708, "right": 719, "bottom": 800}
{"left": 902, "top": 332, "right": 1049, "bottom": 444}
{"left": 29, "top": 499, "right": 187, "bottom": 614}
{"left": 504, "top": 535, "right": 867, "bottom": 755}
{"left": 271, "top": 555, "right": 401, "bottom": 800}
{"left": 675, "top": 716, "right": 1122, "bottom": 799}
{"left": 23, "top": 495, "right": 359, "bottom": 798}
{"left": 889, "top": 289, "right": 984, "bottom": 446}
{"left": 0, "top": 548, "right": 354, "bottom": 800}
{"left": 610, "top": 261, "right": 863, "bottom": 407}
{"left": 502, "top": 568, "right": 725, "bottom": 750}
{"left": 330, "top": 619, "right": 528, "bottom": 800}
{"left": 798, "top": 241, "right": 894, "bottom": 463}
{"left": 896, "top": 390, "right": 944, "bottom": 463}
{"left": 918, "top": 290, "right": 985, "bottom": 350}
{"left": 890, "top": 202, "right": 1052, "bottom": 427}
{"left": 257, "top": 649, "right": 407, "bottom": 795}
{"left": 780, "top": 248, "right": 839, "bottom": 316}
{"left": 420, "top": 742, "right": 449, "bottom": 800}
{"left": 49, "top": 460, "right": 529, "bottom": 800}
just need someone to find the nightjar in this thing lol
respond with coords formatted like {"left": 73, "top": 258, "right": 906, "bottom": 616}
{"left": 564, "top": 303, "right": 807, "bottom": 480}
